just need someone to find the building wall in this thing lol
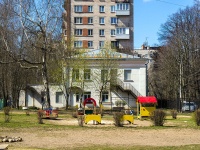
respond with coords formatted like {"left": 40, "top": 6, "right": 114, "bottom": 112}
{"left": 64, "top": 0, "right": 134, "bottom": 51}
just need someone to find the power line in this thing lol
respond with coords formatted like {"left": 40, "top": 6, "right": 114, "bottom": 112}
{"left": 156, "top": 0, "right": 187, "bottom": 7}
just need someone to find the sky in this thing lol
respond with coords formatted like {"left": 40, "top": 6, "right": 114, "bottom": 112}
{"left": 134, "top": 0, "right": 195, "bottom": 48}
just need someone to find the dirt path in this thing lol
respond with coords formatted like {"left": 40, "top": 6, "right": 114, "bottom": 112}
{"left": 2, "top": 119, "right": 200, "bottom": 149}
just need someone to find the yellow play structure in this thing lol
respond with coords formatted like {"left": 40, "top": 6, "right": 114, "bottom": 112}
{"left": 83, "top": 98, "right": 101, "bottom": 124}
{"left": 137, "top": 96, "right": 157, "bottom": 120}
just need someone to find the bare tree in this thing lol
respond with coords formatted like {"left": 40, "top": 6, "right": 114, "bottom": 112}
{"left": 151, "top": 2, "right": 200, "bottom": 110}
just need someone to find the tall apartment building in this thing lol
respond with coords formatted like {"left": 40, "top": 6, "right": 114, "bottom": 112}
{"left": 63, "top": 0, "right": 134, "bottom": 52}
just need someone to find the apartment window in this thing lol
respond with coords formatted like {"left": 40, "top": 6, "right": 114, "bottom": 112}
{"left": 110, "top": 5, "right": 115, "bottom": 12}
{"left": 74, "top": 29, "right": 82, "bottom": 36}
{"left": 74, "top": 5, "right": 83, "bottom": 12}
{"left": 111, "top": 29, "right": 116, "bottom": 36}
{"left": 88, "top": 6, "right": 93, "bottom": 12}
{"left": 99, "top": 29, "right": 105, "bottom": 36}
{"left": 111, "top": 17, "right": 118, "bottom": 24}
{"left": 124, "top": 70, "right": 131, "bottom": 81}
{"left": 76, "top": 93, "right": 80, "bottom": 102}
{"left": 101, "top": 70, "right": 108, "bottom": 81}
{"left": 56, "top": 92, "right": 63, "bottom": 103}
{"left": 99, "top": 17, "right": 105, "bottom": 24}
{"left": 99, "top": 6, "right": 105, "bottom": 12}
{"left": 88, "top": 29, "right": 93, "bottom": 36}
{"left": 116, "top": 28, "right": 129, "bottom": 34}
{"left": 88, "top": 17, "right": 93, "bottom": 24}
{"left": 99, "top": 41, "right": 105, "bottom": 48}
{"left": 84, "top": 69, "right": 91, "bottom": 80}
{"left": 111, "top": 41, "right": 119, "bottom": 49}
{"left": 102, "top": 92, "right": 109, "bottom": 102}
{"left": 72, "top": 69, "right": 79, "bottom": 81}
{"left": 84, "top": 92, "right": 91, "bottom": 100}
{"left": 116, "top": 3, "right": 129, "bottom": 11}
{"left": 74, "top": 41, "right": 82, "bottom": 48}
{"left": 88, "top": 41, "right": 93, "bottom": 48}
{"left": 74, "top": 17, "right": 82, "bottom": 24}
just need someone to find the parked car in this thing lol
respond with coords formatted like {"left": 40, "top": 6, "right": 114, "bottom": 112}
{"left": 182, "top": 101, "right": 197, "bottom": 112}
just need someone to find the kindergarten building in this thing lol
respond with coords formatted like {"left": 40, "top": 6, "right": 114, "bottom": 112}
{"left": 19, "top": 49, "right": 149, "bottom": 109}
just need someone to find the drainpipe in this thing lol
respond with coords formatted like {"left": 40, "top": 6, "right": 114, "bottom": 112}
{"left": 145, "top": 61, "right": 149, "bottom": 96}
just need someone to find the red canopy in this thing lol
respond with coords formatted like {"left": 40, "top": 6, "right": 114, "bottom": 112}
{"left": 83, "top": 98, "right": 97, "bottom": 107}
{"left": 137, "top": 96, "right": 157, "bottom": 103}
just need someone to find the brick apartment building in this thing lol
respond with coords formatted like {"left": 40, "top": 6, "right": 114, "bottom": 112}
{"left": 63, "top": 0, "right": 134, "bottom": 52}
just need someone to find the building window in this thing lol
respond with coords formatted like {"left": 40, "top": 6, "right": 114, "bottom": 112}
{"left": 74, "top": 5, "right": 83, "bottom": 12}
{"left": 111, "top": 29, "right": 116, "bottom": 36}
{"left": 74, "top": 41, "right": 83, "bottom": 48}
{"left": 88, "top": 29, "right": 93, "bottom": 36}
{"left": 99, "top": 17, "right": 105, "bottom": 24}
{"left": 116, "top": 3, "right": 129, "bottom": 11}
{"left": 72, "top": 69, "right": 79, "bottom": 81}
{"left": 74, "top": 17, "right": 82, "bottom": 24}
{"left": 116, "top": 28, "right": 129, "bottom": 34}
{"left": 56, "top": 92, "right": 63, "bottom": 103}
{"left": 101, "top": 69, "right": 108, "bottom": 81}
{"left": 110, "top": 5, "right": 115, "bottom": 12}
{"left": 99, "top": 29, "right": 105, "bottom": 36}
{"left": 88, "top": 41, "right": 93, "bottom": 48}
{"left": 99, "top": 6, "right": 105, "bottom": 12}
{"left": 88, "top": 17, "right": 93, "bottom": 24}
{"left": 124, "top": 70, "right": 131, "bottom": 81}
{"left": 102, "top": 92, "right": 109, "bottom": 102}
{"left": 111, "top": 41, "right": 119, "bottom": 49}
{"left": 84, "top": 92, "right": 91, "bottom": 100}
{"left": 111, "top": 17, "right": 118, "bottom": 24}
{"left": 64, "top": 29, "right": 67, "bottom": 36}
{"left": 99, "top": 41, "right": 105, "bottom": 48}
{"left": 88, "top": 6, "right": 93, "bottom": 12}
{"left": 84, "top": 69, "right": 91, "bottom": 80}
{"left": 74, "top": 29, "right": 82, "bottom": 36}
{"left": 76, "top": 93, "right": 80, "bottom": 102}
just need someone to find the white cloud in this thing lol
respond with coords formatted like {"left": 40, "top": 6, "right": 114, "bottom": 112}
{"left": 143, "top": 0, "right": 153, "bottom": 2}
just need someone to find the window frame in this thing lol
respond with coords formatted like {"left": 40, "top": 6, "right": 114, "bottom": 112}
{"left": 84, "top": 92, "right": 91, "bottom": 100}
{"left": 124, "top": 70, "right": 132, "bottom": 81}
{"left": 74, "top": 29, "right": 82, "bottom": 36}
{"left": 102, "top": 91, "right": 109, "bottom": 102}
{"left": 88, "top": 41, "right": 93, "bottom": 48}
{"left": 74, "top": 5, "right": 83, "bottom": 12}
{"left": 111, "top": 29, "right": 116, "bottom": 36}
{"left": 74, "top": 41, "right": 83, "bottom": 48}
{"left": 99, "top": 17, "right": 105, "bottom": 24}
{"left": 56, "top": 92, "right": 63, "bottom": 104}
{"left": 99, "top": 5, "right": 105, "bottom": 13}
{"left": 88, "top": 29, "right": 93, "bottom": 36}
{"left": 111, "top": 17, "right": 118, "bottom": 25}
{"left": 88, "top": 17, "right": 93, "bottom": 24}
{"left": 99, "top": 29, "right": 105, "bottom": 36}
{"left": 88, "top": 5, "right": 93, "bottom": 12}
{"left": 99, "top": 41, "right": 105, "bottom": 48}
{"left": 110, "top": 5, "right": 115, "bottom": 12}
{"left": 84, "top": 69, "right": 91, "bottom": 80}
{"left": 116, "top": 3, "right": 129, "bottom": 11}
{"left": 74, "top": 17, "right": 83, "bottom": 24}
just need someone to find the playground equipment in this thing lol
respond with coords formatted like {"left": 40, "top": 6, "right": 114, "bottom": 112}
{"left": 82, "top": 98, "right": 101, "bottom": 124}
{"left": 122, "top": 113, "right": 134, "bottom": 124}
{"left": 40, "top": 102, "right": 58, "bottom": 119}
{"left": 137, "top": 96, "right": 157, "bottom": 120}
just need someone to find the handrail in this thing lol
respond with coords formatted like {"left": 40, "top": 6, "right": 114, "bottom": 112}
{"left": 117, "top": 78, "right": 142, "bottom": 97}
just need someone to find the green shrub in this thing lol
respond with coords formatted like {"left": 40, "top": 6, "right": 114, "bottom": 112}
{"left": 194, "top": 109, "right": 200, "bottom": 126}
{"left": 171, "top": 109, "right": 177, "bottom": 119}
{"left": 113, "top": 112, "right": 124, "bottom": 127}
{"left": 150, "top": 109, "right": 166, "bottom": 126}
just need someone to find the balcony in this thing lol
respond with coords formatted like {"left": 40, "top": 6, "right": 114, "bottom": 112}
{"left": 116, "top": 10, "right": 130, "bottom": 16}
{"left": 115, "top": 34, "right": 130, "bottom": 39}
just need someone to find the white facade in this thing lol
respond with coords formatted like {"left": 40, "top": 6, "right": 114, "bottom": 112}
{"left": 19, "top": 50, "right": 148, "bottom": 109}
